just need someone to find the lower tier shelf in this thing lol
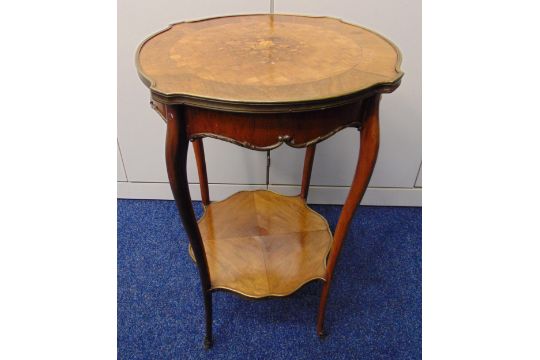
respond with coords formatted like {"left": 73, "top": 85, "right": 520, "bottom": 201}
{"left": 189, "top": 190, "right": 333, "bottom": 298}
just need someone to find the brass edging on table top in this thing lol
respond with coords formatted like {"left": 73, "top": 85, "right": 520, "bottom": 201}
{"left": 136, "top": 13, "right": 403, "bottom": 114}
{"left": 148, "top": 81, "right": 399, "bottom": 114}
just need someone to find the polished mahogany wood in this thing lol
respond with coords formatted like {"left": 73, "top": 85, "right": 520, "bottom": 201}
{"left": 184, "top": 102, "right": 364, "bottom": 151}
{"left": 189, "top": 190, "right": 333, "bottom": 298}
{"left": 137, "top": 14, "right": 402, "bottom": 113}
{"left": 138, "top": 14, "right": 402, "bottom": 347}
{"left": 158, "top": 95, "right": 386, "bottom": 343}
{"left": 164, "top": 105, "right": 213, "bottom": 349}
{"left": 316, "top": 94, "right": 381, "bottom": 337}
{"left": 300, "top": 145, "right": 316, "bottom": 200}
{"left": 192, "top": 138, "right": 210, "bottom": 206}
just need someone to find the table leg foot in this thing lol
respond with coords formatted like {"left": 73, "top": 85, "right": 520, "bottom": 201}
{"left": 317, "top": 329, "right": 327, "bottom": 339}
{"left": 204, "top": 336, "right": 213, "bottom": 349}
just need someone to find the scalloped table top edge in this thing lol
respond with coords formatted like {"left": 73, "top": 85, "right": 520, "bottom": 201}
{"left": 136, "top": 14, "right": 403, "bottom": 113}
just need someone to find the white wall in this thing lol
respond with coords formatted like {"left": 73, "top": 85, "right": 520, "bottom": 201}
{"left": 117, "top": 0, "right": 422, "bottom": 205}
{"left": 415, "top": 164, "right": 422, "bottom": 188}
{"left": 117, "top": 142, "right": 127, "bottom": 182}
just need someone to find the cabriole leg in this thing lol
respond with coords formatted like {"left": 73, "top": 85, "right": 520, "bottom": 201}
{"left": 165, "top": 105, "right": 213, "bottom": 349}
{"left": 316, "top": 95, "right": 381, "bottom": 337}
{"left": 192, "top": 138, "right": 210, "bottom": 206}
{"left": 300, "top": 144, "right": 316, "bottom": 200}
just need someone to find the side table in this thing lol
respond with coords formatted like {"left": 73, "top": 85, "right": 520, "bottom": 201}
{"left": 136, "top": 14, "right": 402, "bottom": 348}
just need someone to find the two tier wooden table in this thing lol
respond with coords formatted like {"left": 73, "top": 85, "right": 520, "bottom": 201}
{"left": 136, "top": 14, "right": 402, "bottom": 348}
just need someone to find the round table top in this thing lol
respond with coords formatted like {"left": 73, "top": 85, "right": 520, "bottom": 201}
{"left": 137, "top": 14, "right": 402, "bottom": 112}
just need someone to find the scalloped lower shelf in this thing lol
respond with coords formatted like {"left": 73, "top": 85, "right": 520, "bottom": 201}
{"left": 189, "top": 190, "right": 333, "bottom": 298}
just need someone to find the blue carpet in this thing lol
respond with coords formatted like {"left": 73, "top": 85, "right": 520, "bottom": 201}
{"left": 118, "top": 199, "right": 421, "bottom": 359}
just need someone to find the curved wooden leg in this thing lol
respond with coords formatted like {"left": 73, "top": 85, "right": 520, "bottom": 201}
{"left": 165, "top": 105, "right": 213, "bottom": 349}
{"left": 192, "top": 138, "right": 210, "bottom": 206}
{"left": 300, "top": 144, "right": 316, "bottom": 200}
{"left": 316, "top": 95, "right": 381, "bottom": 337}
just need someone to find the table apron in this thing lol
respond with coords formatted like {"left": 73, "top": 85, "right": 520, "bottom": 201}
{"left": 175, "top": 100, "right": 370, "bottom": 151}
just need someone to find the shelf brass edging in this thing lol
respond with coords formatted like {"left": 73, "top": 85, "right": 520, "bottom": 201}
{"left": 188, "top": 189, "right": 333, "bottom": 299}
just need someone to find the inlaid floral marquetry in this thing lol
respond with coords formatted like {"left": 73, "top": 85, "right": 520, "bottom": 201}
{"left": 137, "top": 14, "right": 402, "bottom": 111}
{"left": 189, "top": 190, "right": 333, "bottom": 298}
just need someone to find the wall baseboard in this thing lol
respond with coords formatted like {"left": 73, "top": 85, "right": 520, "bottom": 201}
{"left": 117, "top": 182, "right": 266, "bottom": 201}
{"left": 269, "top": 185, "right": 421, "bottom": 206}
{"left": 118, "top": 182, "right": 421, "bottom": 206}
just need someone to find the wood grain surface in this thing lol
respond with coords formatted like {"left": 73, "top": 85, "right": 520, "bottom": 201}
{"left": 137, "top": 14, "right": 402, "bottom": 111}
{"left": 189, "top": 190, "right": 333, "bottom": 298}
{"left": 183, "top": 100, "right": 365, "bottom": 150}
